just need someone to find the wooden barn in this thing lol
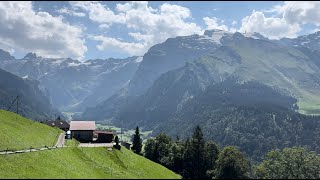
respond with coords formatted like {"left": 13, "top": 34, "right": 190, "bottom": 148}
{"left": 95, "top": 131, "right": 115, "bottom": 143}
{"left": 70, "top": 121, "right": 95, "bottom": 143}
{"left": 43, "top": 120, "right": 70, "bottom": 132}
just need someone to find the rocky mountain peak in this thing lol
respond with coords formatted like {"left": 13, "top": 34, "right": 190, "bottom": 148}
{"left": 0, "top": 49, "right": 15, "bottom": 61}
{"left": 203, "top": 29, "right": 230, "bottom": 37}
{"left": 23, "top": 52, "right": 37, "bottom": 60}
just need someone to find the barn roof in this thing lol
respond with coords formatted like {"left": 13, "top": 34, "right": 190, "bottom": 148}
{"left": 70, "top": 121, "right": 96, "bottom": 131}
{"left": 43, "top": 120, "right": 70, "bottom": 129}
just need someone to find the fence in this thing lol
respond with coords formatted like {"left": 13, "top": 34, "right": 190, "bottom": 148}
{"left": 0, "top": 145, "right": 66, "bottom": 155}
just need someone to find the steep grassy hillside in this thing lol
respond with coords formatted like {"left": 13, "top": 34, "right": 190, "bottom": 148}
{"left": 0, "top": 110, "right": 180, "bottom": 179}
{"left": 0, "top": 147, "right": 180, "bottom": 179}
{"left": 0, "top": 110, "right": 62, "bottom": 151}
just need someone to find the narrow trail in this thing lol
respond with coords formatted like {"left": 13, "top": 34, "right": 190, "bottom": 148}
{"left": 55, "top": 133, "right": 65, "bottom": 148}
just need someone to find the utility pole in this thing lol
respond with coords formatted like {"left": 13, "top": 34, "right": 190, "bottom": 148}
{"left": 16, "top": 95, "right": 19, "bottom": 115}
{"left": 7, "top": 95, "right": 19, "bottom": 114}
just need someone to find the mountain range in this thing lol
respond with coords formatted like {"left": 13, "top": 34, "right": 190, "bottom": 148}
{"left": 0, "top": 51, "right": 142, "bottom": 112}
{"left": 1, "top": 29, "right": 320, "bottom": 160}
{"left": 82, "top": 30, "right": 320, "bottom": 122}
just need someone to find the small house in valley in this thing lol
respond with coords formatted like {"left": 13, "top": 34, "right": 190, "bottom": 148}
{"left": 43, "top": 120, "right": 70, "bottom": 131}
{"left": 70, "top": 121, "right": 95, "bottom": 143}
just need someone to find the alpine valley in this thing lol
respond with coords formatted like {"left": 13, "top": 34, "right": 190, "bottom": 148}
{"left": 1, "top": 29, "right": 320, "bottom": 161}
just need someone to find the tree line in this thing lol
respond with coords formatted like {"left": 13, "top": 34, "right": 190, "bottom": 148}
{"left": 131, "top": 126, "right": 320, "bottom": 179}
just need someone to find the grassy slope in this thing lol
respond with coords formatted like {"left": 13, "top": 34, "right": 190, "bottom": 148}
{"left": 0, "top": 110, "right": 62, "bottom": 151}
{"left": 0, "top": 147, "right": 180, "bottom": 179}
{"left": 0, "top": 110, "right": 180, "bottom": 179}
{"left": 65, "top": 139, "right": 80, "bottom": 147}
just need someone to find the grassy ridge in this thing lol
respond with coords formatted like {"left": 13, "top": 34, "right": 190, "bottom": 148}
{"left": 0, "top": 110, "right": 62, "bottom": 151}
{"left": 0, "top": 147, "right": 180, "bottom": 179}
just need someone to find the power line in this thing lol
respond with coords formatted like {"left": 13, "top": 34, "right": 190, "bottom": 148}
{"left": 7, "top": 95, "right": 19, "bottom": 114}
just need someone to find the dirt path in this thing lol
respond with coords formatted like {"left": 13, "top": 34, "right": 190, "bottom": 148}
{"left": 55, "top": 133, "right": 65, "bottom": 147}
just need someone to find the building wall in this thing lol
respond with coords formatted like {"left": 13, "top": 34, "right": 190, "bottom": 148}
{"left": 72, "top": 130, "right": 93, "bottom": 143}
{"left": 97, "top": 134, "right": 114, "bottom": 143}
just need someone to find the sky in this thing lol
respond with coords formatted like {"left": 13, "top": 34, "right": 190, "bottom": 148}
{"left": 0, "top": 1, "right": 319, "bottom": 61}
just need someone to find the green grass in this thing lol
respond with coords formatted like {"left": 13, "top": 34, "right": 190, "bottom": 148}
{"left": 296, "top": 92, "right": 320, "bottom": 115}
{"left": 65, "top": 139, "right": 79, "bottom": 147}
{"left": 0, "top": 110, "right": 62, "bottom": 151}
{"left": 0, "top": 110, "right": 180, "bottom": 179}
{"left": 0, "top": 147, "right": 180, "bottom": 179}
{"left": 298, "top": 101, "right": 320, "bottom": 115}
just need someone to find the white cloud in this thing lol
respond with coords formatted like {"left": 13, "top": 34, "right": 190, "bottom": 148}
{"left": 272, "top": 1, "right": 320, "bottom": 26}
{"left": 239, "top": 1, "right": 320, "bottom": 39}
{"left": 74, "top": 1, "right": 203, "bottom": 56}
{"left": 239, "top": 10, "right": 300, "bottom": 39}
{"left": 232, "top": 20, "right": 237, "bottom": 26}
{"left": 89, "top": 35, "right": 145, "bottom": 56}
{"left": 71, "top": 1, "right": 125, "bottom": 25}
{"left": 57, "top": 6, "right": 86, "bottom": 17}
{"left": 0, "top": 1, "right": 87, "bottom": 59}
{"left": 98, "top": 24, "right": 110, "bottom": 30}
{"left": 203, "top": 17, "right": 229, "bottom": 31}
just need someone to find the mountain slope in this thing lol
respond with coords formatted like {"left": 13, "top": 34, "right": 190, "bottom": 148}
{"left": 127, "top": 30, "right": 232, "bottom": 96}
{"left": 81, "top": 30, "right": 234, "bottom": 120}
{"left": 117, "top": 79, "right": 320, "bottom": 161}
{"left": 0, "top": 69, "right": 60, "bottom": 121}
{"left": 166, "top": 81, "right": 320, "bottom": 161}
{"left": 0, "top": 52, "right": 141, "bottom": 111}
{"left": 279, "top": 31, "right": 320, "bottom": 52}
{"left": 83, "top": 32, "right": 320, "bottom": 122}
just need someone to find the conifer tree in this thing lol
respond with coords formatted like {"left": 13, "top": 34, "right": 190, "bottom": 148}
{"left": 113, "top": 135, "right": 121, "bottom": 150}
{"left": 131, "top": 126, "right": 142, "bottom": 154}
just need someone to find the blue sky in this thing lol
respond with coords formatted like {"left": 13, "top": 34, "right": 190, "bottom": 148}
{"left": 0, "top": 1, "right": 319, "bottom": 61}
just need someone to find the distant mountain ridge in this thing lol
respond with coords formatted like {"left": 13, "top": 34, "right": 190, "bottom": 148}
{"left": 0, "top": 52, "right": 142, "bottom": 111}
{"left": 0, "top": 68, "right": 60, "bottom": 120}
{"left": 82, "top": 30, "right": 320, "bottom": 121}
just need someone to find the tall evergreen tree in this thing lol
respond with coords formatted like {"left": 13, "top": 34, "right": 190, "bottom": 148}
{"left": 182, "top": 125, "right": 207, "bottom": 179}
{"left": 182, "top": 137, "right": 193, "bottom": 179}
{"left": 191, "top": 125, "right": 207, "bottom": 179}
{"left": 113, "top": 135, "right": 121, "bottom": 150}
{"left": 131, "top": 126, "right": 142, "bottom": 154}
